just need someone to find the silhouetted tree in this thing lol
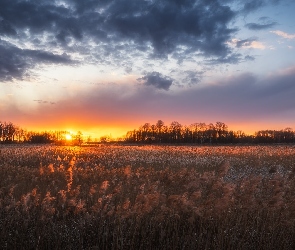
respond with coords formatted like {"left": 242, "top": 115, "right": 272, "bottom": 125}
{"left": 169, "top": 121, "right": 182, "bottom": 142}
{"left": 74, "top": 131, "right": 83, "bottom": 145}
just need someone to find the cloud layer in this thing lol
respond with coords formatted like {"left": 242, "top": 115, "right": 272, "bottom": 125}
{"left": 0, "top": 39, "right": 74, "bottom": 81}
{"left": 245, "top": 22, "right": 277, "bottom": 30}
{"left": 137, "top": 72, "right": 173, "bottom": 90}
{"left": 0, "top": 0, "right": 271, "bottom": 82}
{"left": 3, "top": 65, "right": 295, "bottom": 134}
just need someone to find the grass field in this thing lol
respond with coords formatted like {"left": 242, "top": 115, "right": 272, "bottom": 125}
{"left": 1, "top": 144, "right": 295, "bottom": 249}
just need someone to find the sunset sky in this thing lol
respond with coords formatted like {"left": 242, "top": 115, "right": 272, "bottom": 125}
{"left": 1, "top": 0, "right": 295, "bottom": 138}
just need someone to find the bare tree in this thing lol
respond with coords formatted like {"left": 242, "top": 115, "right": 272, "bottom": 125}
{"left": 169, "top": 121, "right": 182, "bottom": 142}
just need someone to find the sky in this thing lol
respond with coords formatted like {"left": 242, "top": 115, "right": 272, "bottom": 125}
{"left": 1, "top": 0, "right": 295, "bottom": 138}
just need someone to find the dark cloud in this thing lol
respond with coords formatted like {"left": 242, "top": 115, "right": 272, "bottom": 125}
{"left": 27, "top": 50, "right": 72, "bottom": 64}
{"left": 0, "top": 40, "right": 74, "bottom": 81}
{"left": 0, "top": 0, "right": 239, "bottom": 81}
{"left": 245, "top": 55, "right": 255, "bottom": 61}
{"left": 240, "top": 0, "right": 286, "bottom": 14}
{"left": 245, "top": 22, "right": 277, "bottom": 30}
{"left": 242, "top": 0, "right": 265, "bottom": 13}
{"left": 182, "top": 70, "right": 204, "bottom": 86}
{"left": 0, "top": 42, "right": 26, "bottom": 81}
{"left": 235, "top": 38, "right": 257, "bottom": 48}
{"left": 125, "top": 67, "right": 132, "bottom": 74}
{"left": 0, "top": 0, "right": 287, "bottom": 83}
{"left": 0, "top": 1, "right": 68, "bottom": 35}
{"left": 137, "top": 72, "right": 173, "bottom": 90}
{"left": 104, "top": 0, "right": 236, "bottom": 57}
{"left": 206, "top": 53, "right": 242, "bottom": 65}
{"left": 0, "top": 19, "right": 17, "bottom": 36}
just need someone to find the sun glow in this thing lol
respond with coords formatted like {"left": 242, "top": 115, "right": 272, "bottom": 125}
{"left": 65, "top": 134, "right": 72, "bottom": 140}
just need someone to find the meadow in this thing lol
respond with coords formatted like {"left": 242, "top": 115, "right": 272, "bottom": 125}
{"left": 1, "top": 144, "right": 295, "bottom": 249}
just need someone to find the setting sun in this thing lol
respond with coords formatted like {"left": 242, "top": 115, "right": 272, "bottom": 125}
{"left": 65, "top": 134, "right": 72, "bottom": 141}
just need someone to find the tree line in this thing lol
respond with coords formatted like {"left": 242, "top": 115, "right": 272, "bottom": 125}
{"left": 0, "top": 121, "right": 82, "bottom": 144}
{"left": 125, "top": 120, "right": 295, "bottom": 144}
{"left": 1, "top": 120, "right": 295, "bottom": 144}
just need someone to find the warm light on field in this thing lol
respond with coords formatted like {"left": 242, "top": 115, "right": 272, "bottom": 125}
{"left": 1, "top": 145, "right": 295, "bottom": 248}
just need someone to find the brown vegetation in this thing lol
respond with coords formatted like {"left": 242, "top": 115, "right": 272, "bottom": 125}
{"left": 1, "top": 145, "right": 295, "bottom": 249}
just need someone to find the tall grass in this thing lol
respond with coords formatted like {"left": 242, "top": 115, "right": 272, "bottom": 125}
{"left": 1, "top": 145, "right": 295, "bottom": 249}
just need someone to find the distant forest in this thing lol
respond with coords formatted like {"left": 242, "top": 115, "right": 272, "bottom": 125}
{"left": 125, "top": 120, "right": 295, "bottom": 144}
{"left": 1, "top": 120, "right": 295, "bottom": 144}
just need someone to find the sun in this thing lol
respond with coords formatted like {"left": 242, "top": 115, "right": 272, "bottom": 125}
{"left": 65, "top": 134, "right": 72, "bottom": 140}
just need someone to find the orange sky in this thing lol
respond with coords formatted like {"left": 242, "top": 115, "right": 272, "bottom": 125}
{"left": 4, "top": 107, "right": 294, "bottom": 139}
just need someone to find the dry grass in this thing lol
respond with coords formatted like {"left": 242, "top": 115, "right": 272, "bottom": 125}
{"left": 1, "top": 145, "right": 295, "bottom": 249}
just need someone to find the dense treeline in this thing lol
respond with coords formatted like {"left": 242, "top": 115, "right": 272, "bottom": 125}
{"left": 2, "top": 120, "right": 295, "bottom": 144}
{"left": 125, "top": 120, "right": 295, "bottom": 144}
{"left": 0, "top": 121, "right": 82, "bottom": 144}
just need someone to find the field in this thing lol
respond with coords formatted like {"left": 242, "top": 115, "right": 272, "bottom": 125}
{"left": 1, "top": 144, "right": 295, "bottom": 249}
